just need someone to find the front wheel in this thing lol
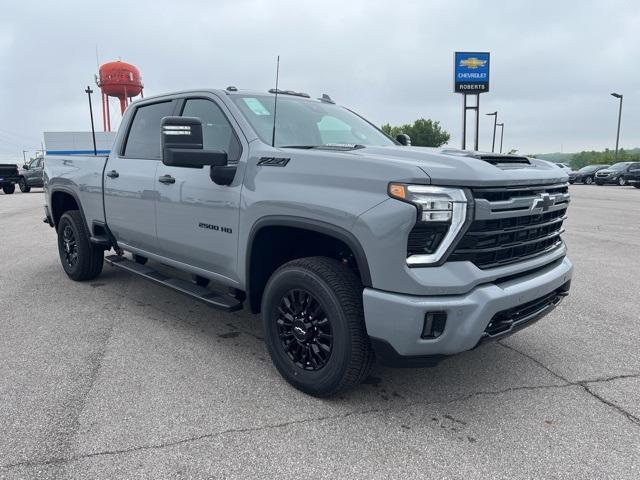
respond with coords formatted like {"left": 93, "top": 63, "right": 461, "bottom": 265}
{"left": 262, "top": 257, "right": 373, "bottom": 397}
{"left": 57, "top": 210, "right": 104, "bottom": 281}
{"left": 585, "top": 176, "right": 593, "bottom": 185}
{"left": 2, "top": 184, "right": 15, "bottom": 194}
{"left": 18, "top": 178, "right": 31, "bottom": 193}
{"left": 618, "top": 177, "right": 626, "bottom": 186}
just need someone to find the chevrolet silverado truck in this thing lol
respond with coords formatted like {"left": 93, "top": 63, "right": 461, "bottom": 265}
{"left": 0, "top": 163, "right": 20, "bottom": 194}
{"left": 43, "top": 88, "right": 573, "bottom": 396}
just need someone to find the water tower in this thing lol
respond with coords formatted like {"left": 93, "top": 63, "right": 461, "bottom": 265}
{"left": 96, "top": 60, "right": 144, "bottom": 131}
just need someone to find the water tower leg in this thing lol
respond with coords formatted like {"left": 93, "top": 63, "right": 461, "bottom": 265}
{"left": 106, "top": 95, "right": 111, "bottom": 132}
{"left": 101, "top": 92, "right": 107, "bottom": 132}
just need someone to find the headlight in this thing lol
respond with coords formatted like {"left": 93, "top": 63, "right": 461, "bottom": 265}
{"left": 388, "top": 183, "right": 469, "bottom": 266}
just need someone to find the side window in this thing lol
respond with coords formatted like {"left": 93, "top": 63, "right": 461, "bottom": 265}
{"left": 182, "top": 99, "right": 241, "bottom": 162}
{"left": 124, "top": 101, "right": 175, "bottom": 159}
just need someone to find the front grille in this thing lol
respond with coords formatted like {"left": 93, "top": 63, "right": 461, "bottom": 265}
{"left": 448, "top": 184, "right": 569, "bottom": 269}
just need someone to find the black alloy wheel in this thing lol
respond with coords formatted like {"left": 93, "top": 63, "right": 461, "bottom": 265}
{"left": 61, "top": 224, "right": 79, "bottom": 269}
{"left": 277, "top": 289, "right": 333, "bottom": 371}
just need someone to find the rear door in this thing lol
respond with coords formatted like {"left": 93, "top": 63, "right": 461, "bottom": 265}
{"left": 155, "top": 96, "right": 244, "bottom": 281}
{"left": 103, "top": 100, "right": 176, "bottom": 253}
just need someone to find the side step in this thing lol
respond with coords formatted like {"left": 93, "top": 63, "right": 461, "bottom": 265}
{"left": 105, "top": 255, "right": 243, "bottom": 312}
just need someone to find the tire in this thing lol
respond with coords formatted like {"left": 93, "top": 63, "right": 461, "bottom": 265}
{"left": 57, "top": 210, "right": 104, "bottom": 281}
{"left": 585, "top": 176, "right": 593, "bottom": 185}
{"left": 2, "top": 184, "right": 15, "bottom": 194}
{"left": 261, "top": 257, "right": 373, "bottom": 397}
{"left": 618, "top": 177, "right": 626, "bottom": 186}
{"left": 634, "top": 184, "right": 640, "bottom": 189}
{"left": 18, "top": 178, "right": 31, "bottom": 193}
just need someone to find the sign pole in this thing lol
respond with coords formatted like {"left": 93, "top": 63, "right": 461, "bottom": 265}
{"left": 461, "top": 95, "right": 467, "bottom": 150}
{"left": 474, "top": 94, "right": 480, "bottom": 151}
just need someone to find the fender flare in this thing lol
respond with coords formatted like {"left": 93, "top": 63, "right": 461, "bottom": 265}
{"left": 246, "top": 215, "right": 373, "bottom": 287}
{"left": 49, "top": 187, "right": 89, "bottom": 231}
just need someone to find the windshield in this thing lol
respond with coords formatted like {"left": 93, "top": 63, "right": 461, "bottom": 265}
{"left": 231, "top": 94, "right": 394, "bottom": 148}
{"left": 608, "top": 162, "right": 631, "bottom": 171}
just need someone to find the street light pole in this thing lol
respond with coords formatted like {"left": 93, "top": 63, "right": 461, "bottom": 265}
{"left": 85, "top": 86, "right": 97, "bottom": 156}
{"left": 496, "top": 123, "right": 504, "bottom": 154}
{"left": 22, "top": 150, "right": 28, "bottom": 164}
{"left": 611, "top": 93, "right": 623, "bottom": 163}
{"left": 486, "top": 111, "right": 498, "bottom": 152}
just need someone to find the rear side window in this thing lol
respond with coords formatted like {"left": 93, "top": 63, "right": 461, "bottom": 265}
{"left": 124, "top": 101, "right": 175, "bottom": 159}
{"left": 181, "top": 99, "right": 242, "bottom": 162}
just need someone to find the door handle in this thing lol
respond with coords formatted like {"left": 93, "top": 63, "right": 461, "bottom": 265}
{"left": 158, "top": 174, "right": 176, "bottom": 184}
{"left": 106, "top": 170, "right": 119, "bottom": 178}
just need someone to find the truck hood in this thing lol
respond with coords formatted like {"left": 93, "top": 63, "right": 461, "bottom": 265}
{"left": 339, "top": 145, "right": 568, "bottom": 187}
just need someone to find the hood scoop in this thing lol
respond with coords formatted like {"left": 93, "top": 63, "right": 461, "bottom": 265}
{"left": 440, "top": 149, "right": 531, "bottom": 168}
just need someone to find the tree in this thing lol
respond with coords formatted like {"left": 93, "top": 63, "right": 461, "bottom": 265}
{"left": 381, "top": 118, "right": 450, "bottom": 147}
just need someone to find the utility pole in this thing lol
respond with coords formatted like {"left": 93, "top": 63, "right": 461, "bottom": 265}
{"left": 22, "top": 150, "right": 28, "bottom": 164}
{"left": 85, "top": 86, "right": 97, "bottom": 155}
{"left": 486, "top": 111, "right": 498, "bottom": 152}
{"left": 496, "top": 123, "right": 504, "bottom": 154}
{"left": 611, "top": 93, "right": 623, "bottom": 163}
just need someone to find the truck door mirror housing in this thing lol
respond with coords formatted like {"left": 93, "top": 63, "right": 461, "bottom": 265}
{"left": 161, "top": 116, "right": 228, "bottom": 168}
{"left": 396, "top": 134, "right": 411, "bottom": 146}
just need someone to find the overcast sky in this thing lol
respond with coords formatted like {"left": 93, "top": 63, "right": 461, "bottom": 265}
{"left": 1, "top": 0, "right": 638, "bottom": 161}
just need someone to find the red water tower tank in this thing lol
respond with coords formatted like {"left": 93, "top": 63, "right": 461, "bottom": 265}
{"left": 97, "top": 60, "right": 144, "bottom": 131}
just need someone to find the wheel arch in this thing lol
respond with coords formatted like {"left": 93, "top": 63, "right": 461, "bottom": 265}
{"left": 50, "top": 188, "right": 88, "bottom": 231}
{"left": 245, "top": 216, "right": 372, "bottom": 314}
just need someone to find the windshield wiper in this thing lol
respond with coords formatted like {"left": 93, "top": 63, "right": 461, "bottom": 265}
{"left": 280, "top": 144, "right": 366, "bottom": 150}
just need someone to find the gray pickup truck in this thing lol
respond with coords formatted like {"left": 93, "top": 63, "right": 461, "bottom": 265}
{"left": 44, "top": 88, "right": 573, "bottom": 396}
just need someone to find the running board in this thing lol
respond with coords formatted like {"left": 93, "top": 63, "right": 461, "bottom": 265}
{"left": 105, "top": 255, "right": 243, "bottom": 312}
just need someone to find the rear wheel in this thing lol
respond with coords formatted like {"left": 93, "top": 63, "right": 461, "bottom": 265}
{"left": 585, "top": 176, "right": 593, "bottom": 185}
{"left": 18, "top": 178, "right": 30, "bottom": 193}
{"left": 262, "top": 257, "right": 373, "bottom": 397}
{"left": 57, "top": 210, "right": 104, "bottom": 281}
{"left": 2, "top": 184, "right": 15, "bottom": 194}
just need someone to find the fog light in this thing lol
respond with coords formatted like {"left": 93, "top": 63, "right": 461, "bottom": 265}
{"left": 422, "top": 312, "right": 447, "bottom": 339}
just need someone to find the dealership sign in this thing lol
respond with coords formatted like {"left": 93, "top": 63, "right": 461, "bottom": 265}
{"left": 454, "top": 52, "right": 490, "bottom": 93}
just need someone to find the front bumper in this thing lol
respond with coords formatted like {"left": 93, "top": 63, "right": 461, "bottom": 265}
{"left": 595, "top": 175, "right": 618, "bottom": 184}
{"left": 363, "top": 256, "right": 573, "bottom": 366}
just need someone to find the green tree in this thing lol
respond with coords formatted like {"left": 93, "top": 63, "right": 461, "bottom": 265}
{"left": 381, "top": 118, "right": 450, "bottom": 147}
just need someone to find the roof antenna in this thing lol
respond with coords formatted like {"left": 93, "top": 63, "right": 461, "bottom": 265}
{"left": 271, "top": 55, "right": 280, "bottom": 147}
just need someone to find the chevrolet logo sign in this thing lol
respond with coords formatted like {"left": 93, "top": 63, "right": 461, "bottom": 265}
{"left": 531, "top": 193, "right": 556, "bottom": 212}
{"left": 459, "top": 57, "right": 487, "bottom": 69}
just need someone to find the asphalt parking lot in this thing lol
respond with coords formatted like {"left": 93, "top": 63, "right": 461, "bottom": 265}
{"left": 1, "top": 185, "right": 639, "bottom": 479}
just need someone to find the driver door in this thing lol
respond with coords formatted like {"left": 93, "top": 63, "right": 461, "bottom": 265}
{"left": 155, "top": 97, "right": 244, "bottom": 281}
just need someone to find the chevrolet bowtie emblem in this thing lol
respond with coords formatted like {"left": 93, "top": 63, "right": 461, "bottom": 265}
{"left": 532, "top": 193, "right": 555, "bottom": 212}
{"left": 459, "top": 57, "right": 487, "bottom": 69}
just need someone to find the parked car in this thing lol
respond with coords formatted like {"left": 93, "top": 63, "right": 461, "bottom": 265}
{"left": 18, "top": 156, "right": 45, "bottom": 192}
{"left": 595, "top": 162, "right": 640, "bottom": 185}
{"left": 622, "top": 163, "right": 640, "bottom": 188}
{"left": 43, "top": 88, "right": 572, "bottom": 396}
{"left": 570, "top": 164, "right": 610, "bottom": 184}
{"left": 0, "top": 163, "right": 20, "bottom": 194}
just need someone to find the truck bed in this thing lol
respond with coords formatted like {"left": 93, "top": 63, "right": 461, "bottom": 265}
{"left": 44, "top": 154, "right": 109, "bottom": 229}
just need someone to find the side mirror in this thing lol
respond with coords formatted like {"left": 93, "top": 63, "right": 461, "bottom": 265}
{"left": 396, "top": 134, "right": 411, "bottom": 146}
{"left": 22, "top": 164, "right": 29, "bottom": 170}
{"left": 161, "top": 116, "right": 228, "bottom": 168}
